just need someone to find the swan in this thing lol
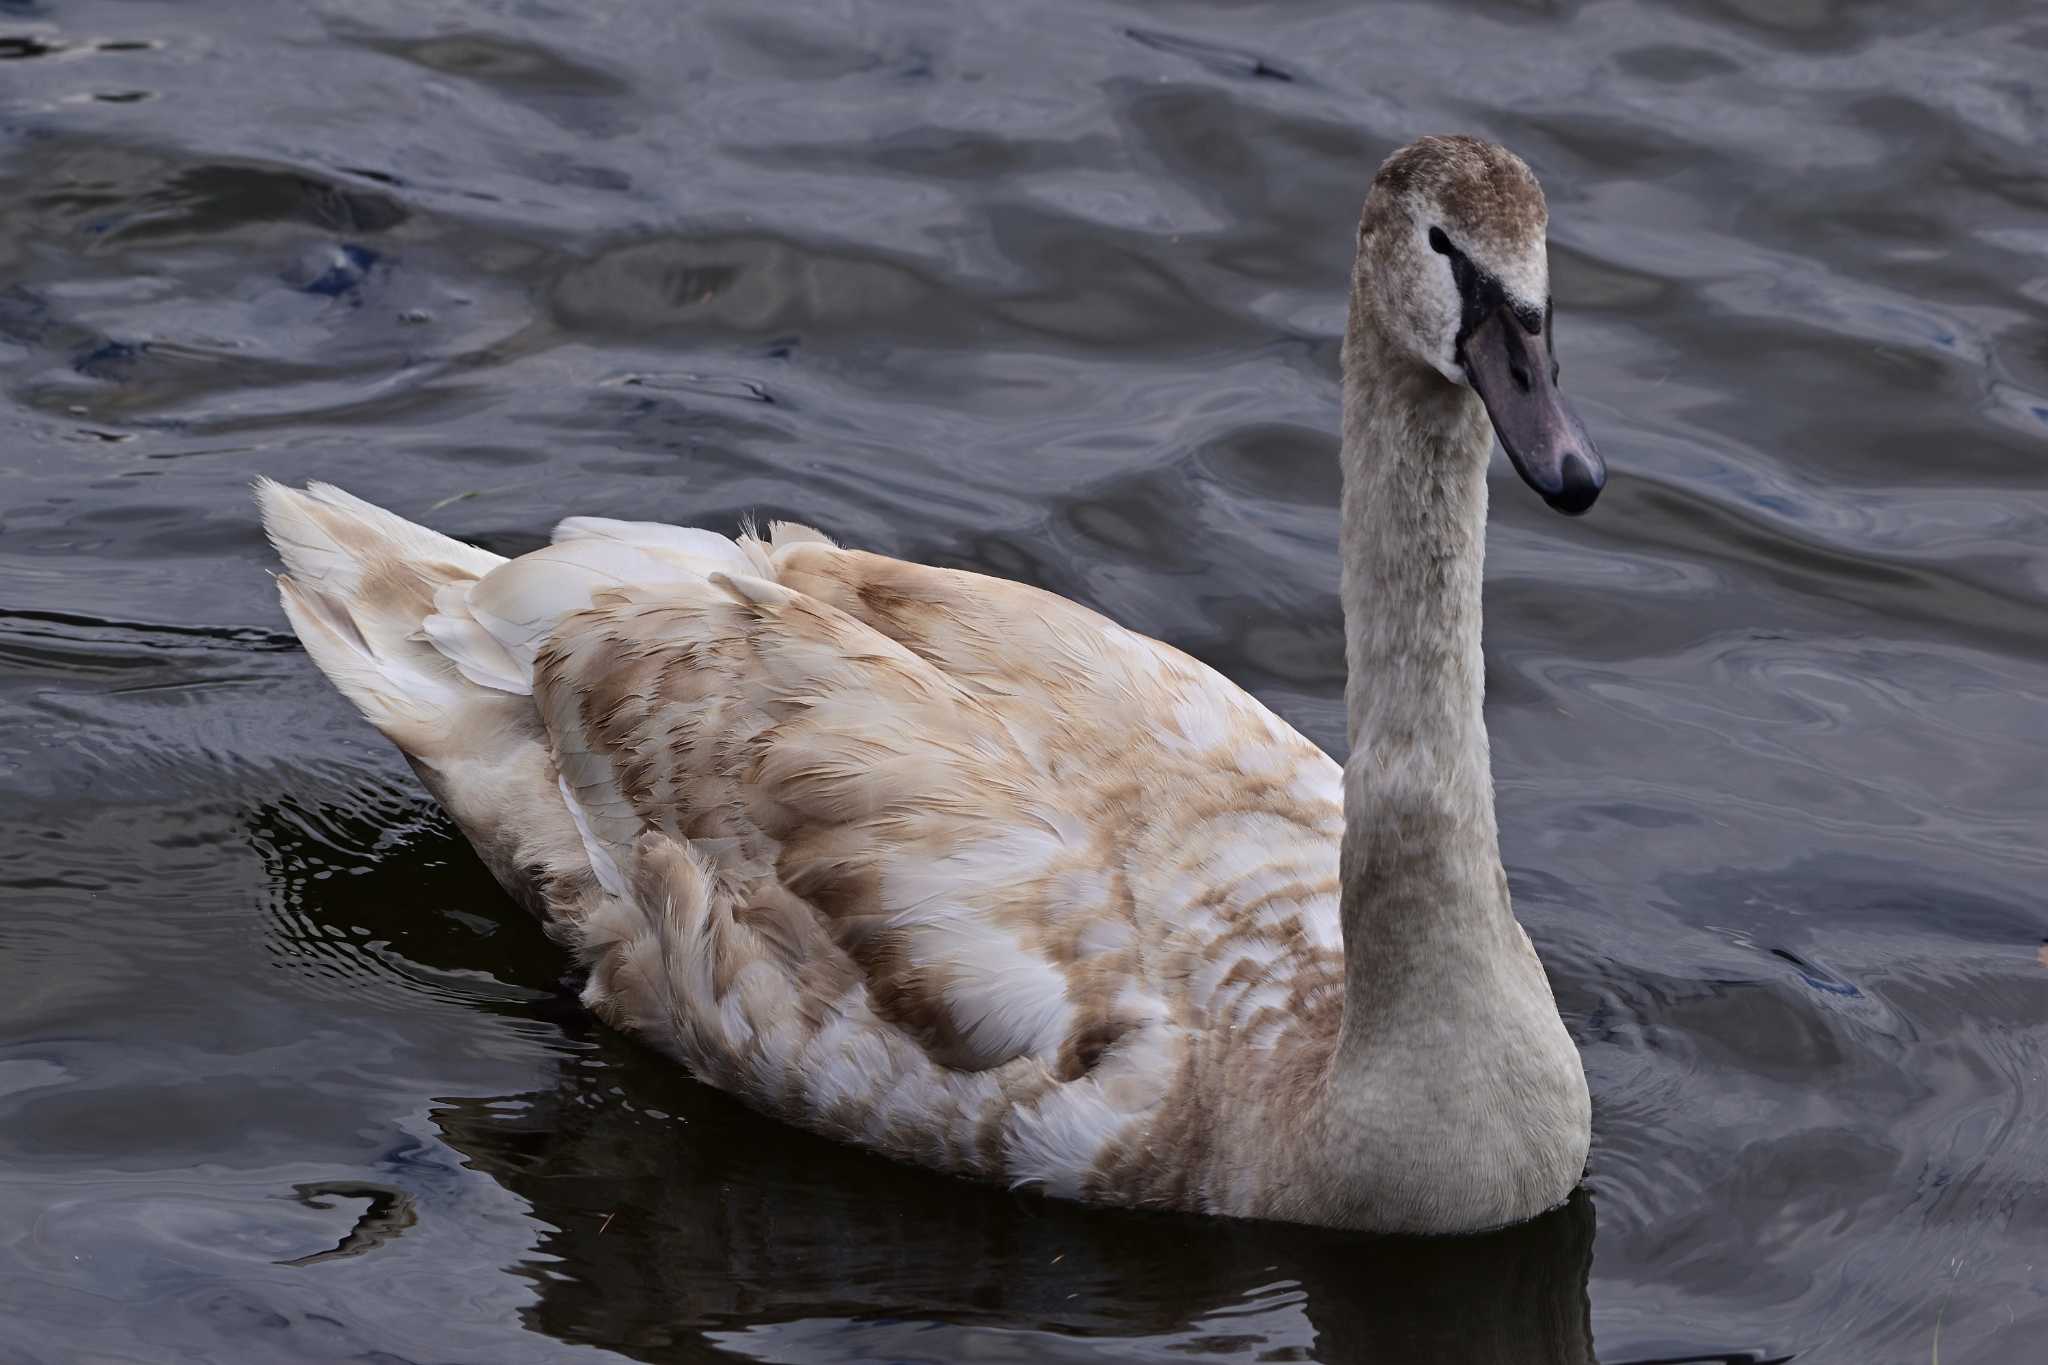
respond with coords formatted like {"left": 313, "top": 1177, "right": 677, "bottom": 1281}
{"left": 256, "top": 134, "right": 1604, "bottom": 1234}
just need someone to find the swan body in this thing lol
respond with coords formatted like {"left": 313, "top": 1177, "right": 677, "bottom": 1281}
{"left": 258, "top": 135, "right": 1601, "bottom": 1233}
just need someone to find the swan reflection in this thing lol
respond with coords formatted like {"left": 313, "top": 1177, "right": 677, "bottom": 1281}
{"left": 429, "top": 1021, "right": 1598, "bottom": 1365}
{"left": 256, "top": 797, "right": 1598, "bottom": 1364}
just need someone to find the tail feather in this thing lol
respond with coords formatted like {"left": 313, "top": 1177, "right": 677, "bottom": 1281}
{"left": 256, "top": 478, "right": 764, "bottom": 737}
{"left": 422, "top": 581, "right": 530, "bottom": 696}
{"left": 256, "top": 479, "right": 607, "bottom": 919}
{"left": 274, "top": 575, "right": 461, "bottom": 735}
{"left": 258, "top": 479, "right": 500, "bottom": 593}
{"left": 255, "top": 478, "right": 505, "bottom": 744}
{"left": 253, "top": 479, "right": 776, "bottom": 925}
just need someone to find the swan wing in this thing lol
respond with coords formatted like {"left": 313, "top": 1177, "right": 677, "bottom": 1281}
{"left": 261, "top": 488, "right": 1346, "bottom": 1197}
{"left": 533, "top": 538, "right": 1347, "bottom": 1195}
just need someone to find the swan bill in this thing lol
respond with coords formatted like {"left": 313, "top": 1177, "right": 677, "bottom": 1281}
{"left": 1460, "top": 306, "right": 1605, "bottom": 516}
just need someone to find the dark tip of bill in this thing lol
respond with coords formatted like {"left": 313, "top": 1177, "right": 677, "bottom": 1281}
{"left": 1544, "top": 451, "right": 1603, "bottom": 516}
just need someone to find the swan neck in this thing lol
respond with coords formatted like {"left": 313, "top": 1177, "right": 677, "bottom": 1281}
{"left": 1333, "top": 310, "right": 1510, "bottom": 1036}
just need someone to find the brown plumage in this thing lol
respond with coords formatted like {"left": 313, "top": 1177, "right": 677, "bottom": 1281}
{"left": 256, "top": 133, "right": 1600, "bottom": 1233}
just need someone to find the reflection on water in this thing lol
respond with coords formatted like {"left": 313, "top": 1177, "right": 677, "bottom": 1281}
{"left": 2, "top": 0, "right": 2046, "bottom": 1361}
{"left": 258, "top": 806, "right": 1607, "bottom": 1364}
{"left": 433, "top": 1059, "right": 1599, "bottom": 1365}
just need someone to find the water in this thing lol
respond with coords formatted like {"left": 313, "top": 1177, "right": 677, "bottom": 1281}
{"left": 2, "top": 1, "right": 2044, "bottom": 1360}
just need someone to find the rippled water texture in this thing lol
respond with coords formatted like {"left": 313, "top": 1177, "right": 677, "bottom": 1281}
{"left": 3, "top": 1, "right": 2046, "bottom": 1361}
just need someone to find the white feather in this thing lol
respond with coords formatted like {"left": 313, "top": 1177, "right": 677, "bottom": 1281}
{"left": 557, "top": 773, "right": 626, "bottom": 898}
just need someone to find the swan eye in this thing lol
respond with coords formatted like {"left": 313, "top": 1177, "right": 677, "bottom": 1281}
{"left": 1429, "top": 227, "right": 1476, "bottom": 298}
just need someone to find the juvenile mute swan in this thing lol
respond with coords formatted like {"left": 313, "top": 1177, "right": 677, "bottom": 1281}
{"left": 257, "top": 134, "right": 1605, "bottom": 1234}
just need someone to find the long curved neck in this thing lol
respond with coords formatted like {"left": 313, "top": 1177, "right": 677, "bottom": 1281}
{"left": 1333, "top": 306, "right": 1512, "bottom": 1049}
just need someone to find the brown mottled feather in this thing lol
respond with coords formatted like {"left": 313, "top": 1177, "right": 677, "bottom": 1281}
{"left": 486, "top": 542, "right": 1353, "bottom": 1208}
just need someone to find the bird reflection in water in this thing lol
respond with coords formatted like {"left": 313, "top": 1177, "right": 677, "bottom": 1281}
{"left": 260, "top": 796, "right": 1607, "bottom": 1365}
{"left": 424, "top": 1014, "right": 1601, "bottom": 1365}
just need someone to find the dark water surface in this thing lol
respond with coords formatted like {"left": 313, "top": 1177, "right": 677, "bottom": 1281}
{"left": 3, "top": 1, "right": 2046, "bottom": 1361}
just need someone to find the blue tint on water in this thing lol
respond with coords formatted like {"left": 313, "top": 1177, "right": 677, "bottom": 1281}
{"left": 298, "top": 243, "right": 380, "bottom": 299}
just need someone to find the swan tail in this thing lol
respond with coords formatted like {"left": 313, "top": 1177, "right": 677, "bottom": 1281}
{"left": 253, "top": 481, "right": 816, "bottom": 926}
{"left": 256, "top": 479, "right": 594, "bottom": 917}
{"left": 257, "top": 480, "right": 504, "bottom": 741}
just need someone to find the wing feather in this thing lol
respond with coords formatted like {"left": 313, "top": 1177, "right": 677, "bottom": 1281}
{"left": 521, "top": 533, "right": 1345, "bottom": 1090}
{"left": 265, "top": 487, "right": 1352, "bottom": 1205}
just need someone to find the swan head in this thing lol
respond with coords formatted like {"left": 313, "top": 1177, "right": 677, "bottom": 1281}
{"left": 1356, "top": 135, "right": 1605, "bottom": 515}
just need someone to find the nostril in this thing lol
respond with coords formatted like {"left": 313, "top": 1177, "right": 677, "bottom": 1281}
{"left": 1509, "top": 361, "right": 1531, "bottom": 393}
